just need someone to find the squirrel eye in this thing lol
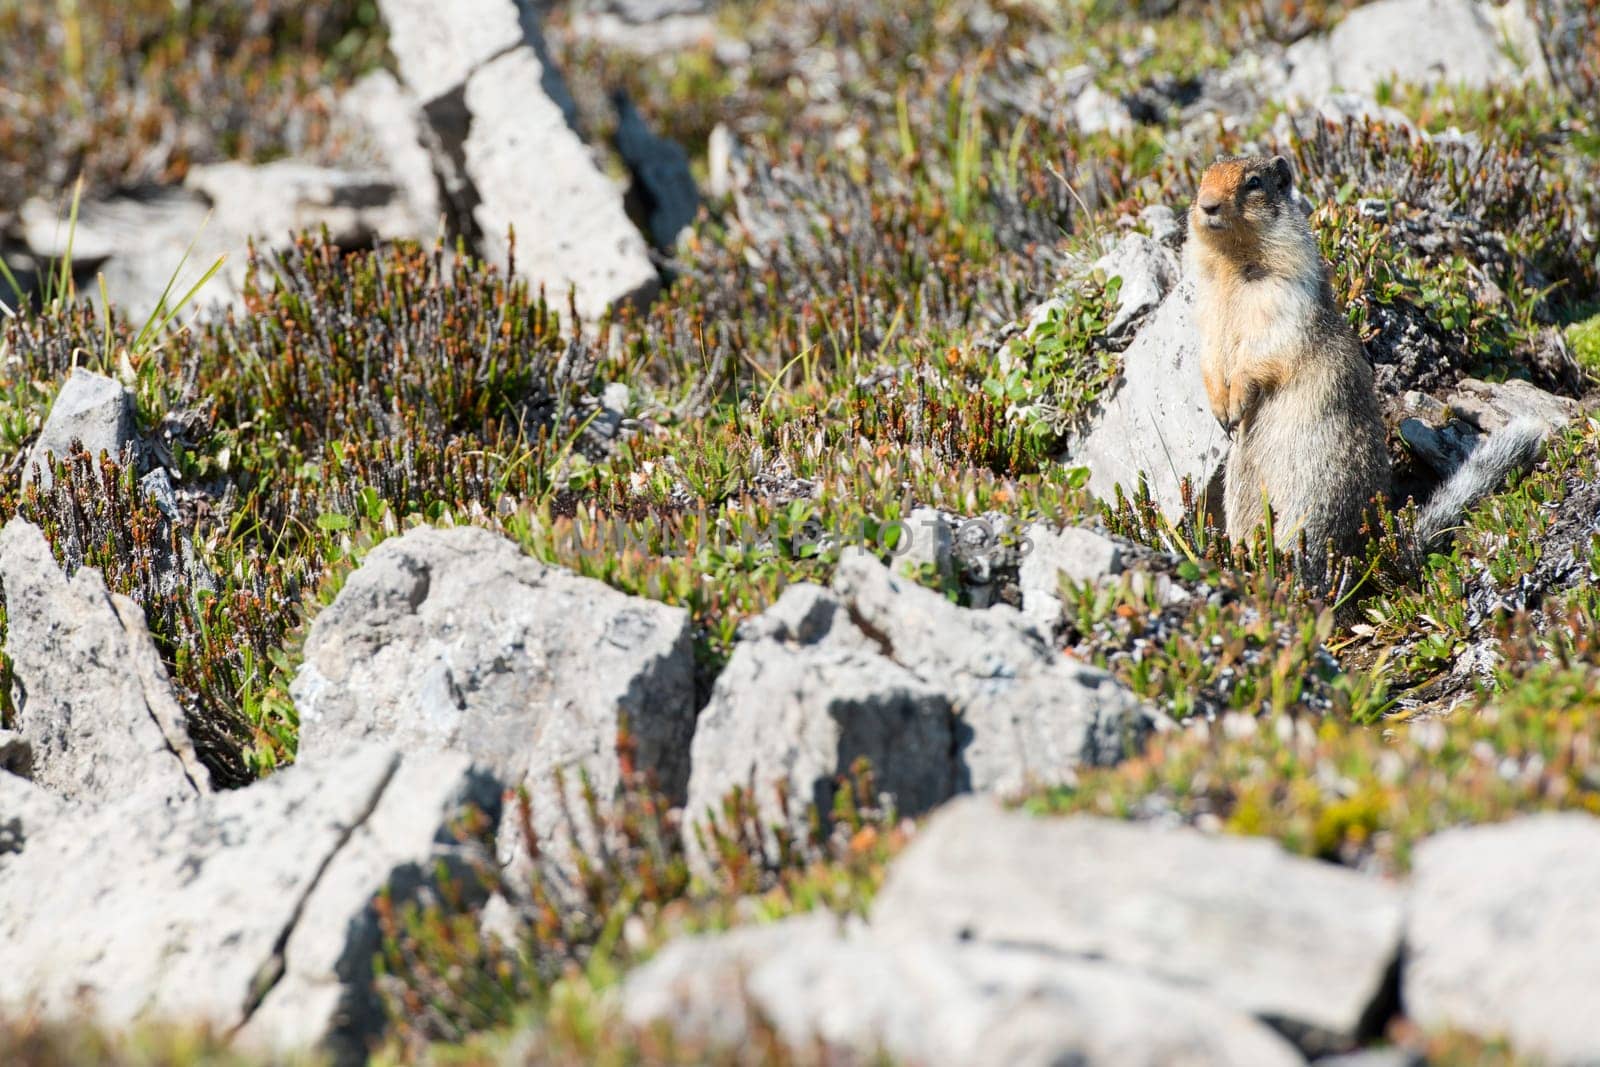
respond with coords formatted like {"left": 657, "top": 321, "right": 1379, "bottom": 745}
{"left": 1245, "top": 175, "right": 1263, "bottom": 191}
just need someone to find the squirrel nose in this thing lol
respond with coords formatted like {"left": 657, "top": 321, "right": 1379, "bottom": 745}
{"left": 1198, "top": 197, "right": 1223, "bottom": 216}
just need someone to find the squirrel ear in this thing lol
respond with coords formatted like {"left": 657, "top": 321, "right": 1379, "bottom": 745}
{"left": 1271, "top": 156, "right": 1294, "bottom": 189}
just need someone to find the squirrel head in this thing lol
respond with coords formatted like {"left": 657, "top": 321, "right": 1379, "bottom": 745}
{"left": 1189, "top": 155, "right": 1297, "bottom": 254}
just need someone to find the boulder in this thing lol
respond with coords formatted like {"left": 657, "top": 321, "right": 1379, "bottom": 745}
{"left": 684, "top": 552, "right": 1150, "bottom": 847}
{"left": 0, "top": 520, "right": 210, "bottom": 807}
{"left": 1017, "top": 522, "right": 1124, "bottom": 630}
{"left": 377, "top": 0, "right": 659, "bottom": 322}
{"left": 1283, "top": 0, "right": 1548, "bottom": 101}
{"left": 0, "top": 745, "right": 498, "bottom": 1063}
{"left": 185, "top": 160, "right": 413, "bottom": 246}
{"left": 239, "top": 752, "right": 502, "bottom": 1062}
{"left": 293, "top": 524, "right": 696, "bottom": 862}
{"left": 873, "top": 797, "right": 1404, "bottom": 1052}
{"left": 25, "top": 369, "right": 135, "bottom": 487}
{"left": 831, "top": 551, "right": 1147, "bottom": 792}
{"left": 1443, "top": 377, "right": 1580, "bottom": 434}
{"left": 621, "top": 913, "right": 1305, "bottom": 1066}
{"left": 1406, "top": 813, "right": 1600, "bottom": 1065}
{"left": 1061, "top": 279, "right": 1229, "bottom": 521}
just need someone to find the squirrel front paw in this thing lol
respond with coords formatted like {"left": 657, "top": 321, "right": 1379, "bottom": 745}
{"left": 1223, "top": 379, "right": 1260, "bottom": 434}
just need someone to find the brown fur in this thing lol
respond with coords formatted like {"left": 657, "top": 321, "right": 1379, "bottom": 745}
{"left": 1185, "top": 155, "right": 1391, "bottom": 569}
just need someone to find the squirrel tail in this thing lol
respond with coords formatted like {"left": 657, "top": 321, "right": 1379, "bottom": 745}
{"left": 1411, "top": 417, "right": 1547, "bottom": 552}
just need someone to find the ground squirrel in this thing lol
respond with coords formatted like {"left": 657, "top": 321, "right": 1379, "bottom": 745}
{"left": 1185, "top": 154, "right": 1544, "bottom": 573}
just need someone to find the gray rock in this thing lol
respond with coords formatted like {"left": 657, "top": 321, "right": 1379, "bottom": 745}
{"left": 706, "top": 123, "right": 744, "bottom": 201}
{"left": 834, "top": 551, "right": 1150, "bottom": 793}
{"left": 614, "top": 93, "right": 699, "bottom": 249}
{"left": 1406, "top": 813, "right": 1600, "bottom": 1065}
{"left": 685, "top": 553, "right": 1149, "bottom": 847}
{"left": 19, "top": 188, "right": 216, "bottom": 324}
{"left": 1018, "top": 522, "right": 1124, "bottom": 631}
{"left": 1073, "top": 83, "right": 1134, "bottom": 135}
{"left": 1397, "top": 417, "right": 1481, "bottom": 479}
{"left": 20, "top": 162, "right": 416, "bottom": 323}
{"left": 294, "top": 525, "right": 696, "bottom": 863}
{"left": 566, "top": 8, "right": 718, "bottom": 55}
{"left": 186, "top": 160, "right": 412, "bottom": 246}
{"left": 589, "top": 0, "right": 710, "bottom": 20}
{"left": 1311, "top": 1052, "right": 1421, "bottom": 1067}
{"left": 621, "top": 913, "right": 1305, "bottom": 1067}
{"left": 0, "top": 520, "right": 210, "bottom": 807}
{"left": 374, "top": 0, "right": 526, "bottom": 105}
{"left": 1284, "top": 0, "right": 1547, "bottom": 101}
{"left": 1444, "top": 377, "right": 1579, "bottom": 434}
{"left": 461, "top": 46, "right": 659, "bottom": 321}
{"left": 335, "top": 70, "right": 444, "bottom": 235}
{"left": 1139, "top": 203, "right": 1182, "bottom": 247}
{"left": 1311, "top": 92, "right": 1418, "bottom": 131}
{"left": 0, "top": 745, "right": 499, "bottom": 1062}
{"left": 685, "top": 582, "right": 957, "bottom": 846}
{"left": 26, "top": 369, "right": 135, "bottom": 487}
{"left": 0, "top": 730, "right": 28, "bottom": 776}
{"left": 892, "top": 506, "right": 956, "bottom": 582}
{"left": 0, "top": 770, "right": 63, "bottom": 856}
{"left": 873, "top": 797, "right": 1403, "bottom": 1051}
{"left": 1061, "top": 278, "right": 1230, "bottom": 522}
{"left": 1094, "top": 232, "right": 1180, "bottom": 339}
{"left": 377, "top": 0, "right": 659, "bottom": 323}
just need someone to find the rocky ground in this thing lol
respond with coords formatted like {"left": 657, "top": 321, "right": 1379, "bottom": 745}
{"left": 0, "top": 0, "right": 1598, "bottom": 1064}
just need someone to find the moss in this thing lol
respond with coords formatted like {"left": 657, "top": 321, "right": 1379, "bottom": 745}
{"left": 1568, "top": 313, "right": 1600, "bottom": 373}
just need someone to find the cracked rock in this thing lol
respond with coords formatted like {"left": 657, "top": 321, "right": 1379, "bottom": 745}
{"left": 684, "top": 581, "right": 958, "bottom": 853}
{"left": 873, "top": 796, "right": 1404, "bottom": 1054}
{"left": 294, "top": 524, "right": 696, "bottom": 865}
{"left": 621, "top": 912, "right": 1304, "bottom": 1066}
{"left": 684, "top": 551, "right": 1150, "bottom": 852}
{"left": 0, "top": 519, "right": 210, "bottom": 808}
{"left": 0, "top": 745, "right": 499, "bottom": 1063}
